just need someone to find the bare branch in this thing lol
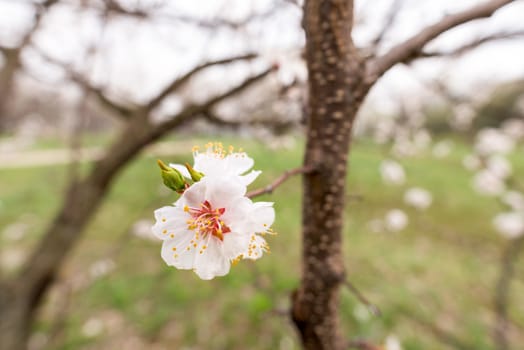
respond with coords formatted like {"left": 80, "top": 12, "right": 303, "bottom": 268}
{"left": 420, "top": 30, "right": 524, "bottom": 59}
{"left": 343, "top": 280, "right": 381, "bottom": 317}
{"left": 155, "top": 66, "right": 276, "bottom": 133}
{"left": 247, "top": 165, "right": 315, "bottom": 198}
{"left": 367, "top": 0, "right": 404, "bottom": 54}
{"left": 30, "top": 47, "right": 137, "bottom": 119}
{"left": 145, "top": 53, "right": 258, "bottom": 111}
{"left": 366, "top": 0, "right": 516, "bottom": 82}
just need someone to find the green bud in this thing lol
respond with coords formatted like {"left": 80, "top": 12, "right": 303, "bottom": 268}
{"left": 157, "top": 159, "right": 187, "bottom": 192}
{"left": 185, "top": 162, "right": 204, "bottom": 182}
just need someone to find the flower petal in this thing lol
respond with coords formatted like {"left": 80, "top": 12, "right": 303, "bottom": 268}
{"left": 194, "top": 153, "right": 226, "bottom": 175}
{"left": 204, "top": 177, "right": 246, "bottom": 208}
{"left": 250, "top": 202, "right": 275, "bottom": 232}
{"left": 239, "top": 170, "right": 261, "bottom": 186}
{"left": 193, "top": 237, "right": 231, "bottom": 280}
{"left": 152, "top": 206, "right": 189, "bottom": 240}
{"left": 225, "top": 153, "right": 254, "bottom": 175}
{"left": 161, "top": 231, "right": 196, "bottom": 269}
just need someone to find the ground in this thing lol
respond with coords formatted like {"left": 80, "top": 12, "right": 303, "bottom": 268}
{"left": 0, "top": 134, "right": 523, "bottom": 350}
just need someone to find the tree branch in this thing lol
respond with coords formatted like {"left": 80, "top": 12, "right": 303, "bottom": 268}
{"left": 145, "top": 53, "right": 258, "bottom": 111}
{"left": 246, "top": 165, "right": 315, "bottom": 198}
{"left": 366, "top": 0, "right": 516, "bottom": 82}
{"left": 343, "top": 280, "right": 381, "bottom": 317}
{"left": 419, "top": 30, "right": 524, "bottom": 59}
{"left": 367, "top": 0, "right": 404, "bottom": 55}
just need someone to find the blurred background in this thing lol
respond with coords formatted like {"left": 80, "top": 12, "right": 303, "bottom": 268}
{"left": 0, "top": 0, "right": 523, "bottom": 349}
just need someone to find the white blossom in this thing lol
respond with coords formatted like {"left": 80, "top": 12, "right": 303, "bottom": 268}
{"left": 502, "top": 191, "right": 524, "bottom": 211}
{"left": 385, "top": 209, "right": 408, "bottom": 232}
{"left": 501, "top": 118, "right": 524, "bottom": 141}
{"left": 380, "top": 159, "right": 406, "bottom": 186}
{"left": 170, "top": 142, "right": 261, "bottom": 186}
{"left": 462, "top": 154, "right": 481, "bottom": 171}
{"left": 152, "top": 176, "right": 275, "bottom": 280}
{"left": 472, "top": 170, "right": 506, "bottom": 196}
{"left": 432, "top": 140, "right": 453, "bottom": 158}
{"left": 404, "top": 187, "right": 432, "bottom": 210}
{"left": 385, "top": 335, "right": 403, "bottom": 350}
{"left": 475, "top": 128, "right": 515, "bottom": 156}
{"left": 486, "top": 155, "right": 512, "bottom": 180}
{"left": 493, "top": 212, "right": 524, "bottom": 239}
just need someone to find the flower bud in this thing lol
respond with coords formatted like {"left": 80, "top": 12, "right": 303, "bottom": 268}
{"left": 185, "top": 162, "right": 204, "bottom": 182}
{"left": 157, "top": 159, "right": 187, "bottom": 192}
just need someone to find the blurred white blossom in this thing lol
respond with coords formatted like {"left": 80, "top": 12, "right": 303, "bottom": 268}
{"left": 131, "top": 219, "right": 157, "bottom": 241}
{"left": 486, "top": 155, "right": 512, "bottom": 180}
{"left": 404, "top": 187, "right": 433, "bottom": 210}
{"left": 385, "top": 335, "right": 403, "bottom": 350}
{"left": 472, "top": 170, "right": 506, "bottom": 196}
{"left": 432, "top": 140, "right": 453, "bottom": 158}
{"left": 493, "top": 212, "right": 524, "bottom": 239}
{"left": 385, "top": 209, "right": 408, "bottom": 232}
{"left": 475, "top": 128, "right": 515, "bottom": 156}
{"left": 462, "top": 154, "right": 481, "bottom": 171}
{"left": 501, "top": 118, "right": 524, "bottom": 141}
{"left": 81, "top": 318, "right": 104, "bottom": 338}
{"left": 380, "top": 160, "right": 406, "bottom": 186}
{"left": 502, "top": 191, "right": 524, "bottom": 211}
{"left": 88, "top": 259, "right": 115, "bottom": 279}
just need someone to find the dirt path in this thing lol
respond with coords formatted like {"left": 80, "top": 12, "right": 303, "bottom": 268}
{"left": 0, "top": 141, "right": 191, "bottom": 169}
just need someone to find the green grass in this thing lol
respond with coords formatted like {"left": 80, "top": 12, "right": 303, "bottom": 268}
{"left": 1, "top": 135, "right": 523, "bottom": 349}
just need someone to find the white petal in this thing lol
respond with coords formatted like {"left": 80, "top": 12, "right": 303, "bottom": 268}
{"left": 223, "top": 231, "right": 251, "bottom": 259}
{"left": 204, "top": 177, "right": 246, "bottom": 208}
{"left": 169, "top": 163, "right": 191, "bottom": 179}
{"left": 193, "top": 237, "right": 231, "bottom": 280}
{"left": 152, "top": 206, "right": 189, "bottom": 240}
{"left": 225, "top": 153, "right": 254, "bottom": 175}
{"left": 250, "top": 202, "right": 275, "bottom": 232}
{"left": 194, "top": 153, "right": 226, "bottom": 175}
{"left": 161, "top": 231, "right": 196, "bottom": 269}
{"left": 239, "top": 170, "right": 261, "bottom": 186}
{"left": 182, "top": 180, "right": 207, "bottom": 207}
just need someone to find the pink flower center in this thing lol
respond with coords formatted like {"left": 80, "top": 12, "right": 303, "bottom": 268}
{"left": 184, "top": 200, "right": 231, "bottom": 241}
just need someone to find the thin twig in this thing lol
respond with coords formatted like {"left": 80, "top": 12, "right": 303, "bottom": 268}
{"left": 344, "top": 280, "right": 381, "bottom": 317}
{"left": 246, "top": 165, "right": 315, "bottom": 198}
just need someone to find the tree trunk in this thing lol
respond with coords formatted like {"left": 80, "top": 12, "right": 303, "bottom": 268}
{"left": 291, "top": 1, "right": 368, "bottom": 349}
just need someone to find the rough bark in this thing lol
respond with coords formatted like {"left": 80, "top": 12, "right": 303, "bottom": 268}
{"left": 291, "top": 1, "right": 367, "bottom": 349}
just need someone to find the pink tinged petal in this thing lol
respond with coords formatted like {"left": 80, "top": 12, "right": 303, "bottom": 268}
{"left": 169, "top": 163, "right": 191, "bottom": 179}
{"left": 193, "top": 238, "right": 230, "bottom": 280}
{"left": 238, "top": 170, "right": 261, "bottom": 186}
{"left": 225, "top": 153, "right": 254, "bottom": 175}
{"left": 160, "top": 231, "right": 197, "bottom": 269}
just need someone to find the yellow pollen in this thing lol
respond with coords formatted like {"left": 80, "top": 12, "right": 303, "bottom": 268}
{"left": 193, "top": 243, "right": 197, "bottom": 248}
{"left": 184, "top": 205, "right": 189, "bottom": 212}
{"left": 162, "top": 229, "right": 167, "bottom": 234}
{"left": 172, "top": 247, "right": 177, "bottom": 251}
{"left": 170, "top": 234, "right": 174, "bottom": 238}
{"left": 162, "top": 218, "right": 166, "bottom": 222}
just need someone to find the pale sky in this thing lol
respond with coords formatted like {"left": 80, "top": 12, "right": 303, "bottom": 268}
{"left": 1, "top": 0, "right": 523, "bottom": 111}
